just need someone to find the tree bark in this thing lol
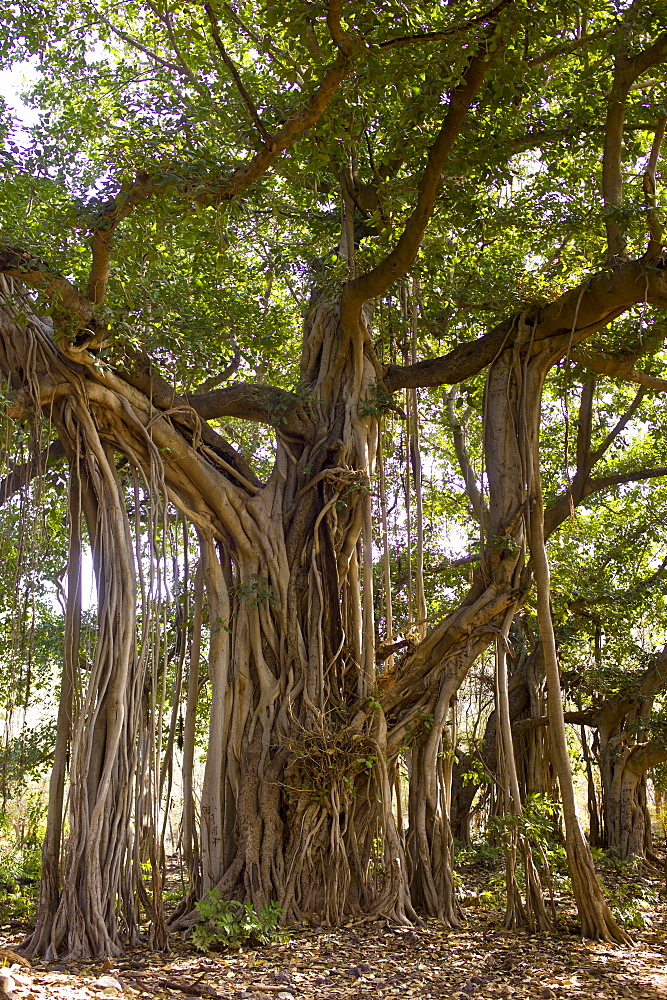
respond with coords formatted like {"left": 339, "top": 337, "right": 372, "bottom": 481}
{"left": 525, "top": 352, "right": 630, "bottom": 943}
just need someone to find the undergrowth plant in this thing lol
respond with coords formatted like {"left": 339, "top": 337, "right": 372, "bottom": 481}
{"left": 192, "top": 891, "right": 287, "bottom": 952}
{"left": 592, "top": 849, "right": 660, "bottom": 930}
{"left": 0, "top": 792, "right": 46, "bottom": 924}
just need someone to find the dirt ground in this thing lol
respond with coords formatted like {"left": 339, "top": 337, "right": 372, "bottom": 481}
{"left": 2, "top": 852, "right": 667, "bottom": 1000}
{"left": 2, "top": 908, "right": 667, "bottom": 1000}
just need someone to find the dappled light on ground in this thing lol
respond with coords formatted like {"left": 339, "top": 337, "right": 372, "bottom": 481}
{"left": 2, "top": 912, "right": 667, "bottom": 1000}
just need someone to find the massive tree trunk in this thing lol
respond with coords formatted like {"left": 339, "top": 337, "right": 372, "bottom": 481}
{"left": 0, "top": 281, "right": 543, "bottom": 945}
{"left": 4, "top": 0, "right": 667, "bottom": 955}
{"left": 185, "top": 298, "right": 417, "bottom": 924}
{"left": 2, "top": 244, "right": 667, "bottom": 953}
{"left": 593, "top": 652, "right": 667, "bottom": 859}
{"left": 0, "top": 281, "right": 416, "bottom": 952}
{"left": 603, "top": 749, "right": 655, "bottom": 859}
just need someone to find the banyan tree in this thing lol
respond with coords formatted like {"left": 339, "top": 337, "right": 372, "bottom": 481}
{"left": 1, "top": 0, "right": 667, "bottom": 958}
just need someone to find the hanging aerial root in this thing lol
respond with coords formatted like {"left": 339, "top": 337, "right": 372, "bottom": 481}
{"left": 528, "top": 421, "right": 631, "bottom": 944}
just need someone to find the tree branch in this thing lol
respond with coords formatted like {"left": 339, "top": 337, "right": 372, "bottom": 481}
{"left": 0, "top": 439, "right": 66, "bottom": 507}
{"left": 0, "top": 245, "right": 93, "bottom": 327}
{"left": 115, "top": 352, "right": 266, "bottom": 487}
{"left": 627, "top": 30, "right": 667, "bottom": 79}
{"left": 152, "top": 0, "right": 202, "bottom": 90}
{"left": 507, "top": 122, "right": 650, "bottom": 158}
{"left": 544, "top": 467, "right": 667, "bottom": 537}
{"left": 446, "top": 388, "right": 486, "bottom": 523}
{"left": 603, "top": 50, "right": 634, "bottom": 259}
{"left": 377, "top": 0, "right": 513, "bottom": 51}
{"left": 67, "top": 26, "right": 351, "bottom": 310}
{"left": 383, "top": 257, "right": 667, "bottom": 391}
{"left": 86, "top": 48, "right": 349, "bottom": 239}
{"left": 602, "top": 32, "right": 667, "bottom": 259}
{"left": 590, "top": 467, "right": 667, "bottom": 490}
{"left": 118, "top": 347, "right": 306, "bottom": 434}
{"left": 643, "top": 115, "right": 666, "bottom": 256}
{"left": 326, "top": 0, "right": 354, "bottom": 54}
{"left": 589, "top": 384, "right": 646, "bottom": 466}
{"left": 575, "top": 378, "right": 595, "bottom": 474}
{"left": 204, "top": 4, "right": 274, "bottom": 145}
{"left": 187, "top": 383, "right": 302, "bottom": 426}
{"left": 342, "top": 25, "right": 507, "bottom": 317}
{"left": 425, "top": 552, "right": 481, "bottom": 573}
{"left": 86, "top": 228, "right": 113, "bottom": 305}
{"left": 96, "top": 14, "right": 186, "bottom": 76}
{"left": 221, "top": 3, "right": 296, "bottom": 72}
{"left": 625, "top": 743, "right": 667, "bottom": 773}
{"left": 193, "top": 343, "right": 241, "bottom": 393}
{"left": 513, "top": 709, "right": 596, "bottom": 734}
{"left": 526, "top": 29, "right": 610, "bottom": 66}
{"left": 570, "top": 348, "right": 667, "bottom": 391}
{"left": 568, "top": 557, "right": 667, "bottom": 615}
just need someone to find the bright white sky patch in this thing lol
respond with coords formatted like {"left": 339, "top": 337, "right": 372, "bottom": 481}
{"left": 0, "top": 62, "right": 40, "bottom": 143}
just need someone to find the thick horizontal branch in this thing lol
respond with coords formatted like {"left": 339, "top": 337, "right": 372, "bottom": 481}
{"left": 384, "top": 315, "right": 514, "bottom": 390}
{"left": 426, "top": 553, "right": 481, "bottom": 573}
{"left": 118, "top": 350, "right": 296, "bottom": 426}
{"left": 0, "top": 246, "right": 93, "bottom": 327}
{"left": 383, "top": 256, "right": 667, "bottom": 391}
{"left": 624, "top": 743, "right": 667, "bottom": 774}
{"left": 513, "top": 709, "right": 595, "bottom": 734}
{"left": 570, "top": 348, "right": 667, "bottom": 391}
{"left": 515, "top": 648, "right": 667, "bottom": 740}
{"left": 508, "top": 121, "right": 656, "bottom": 158}
{"left": 544, "top": 466, "right": 667, "bottom": 537}
{"left": 187, "top": 383, "right": 302, "bottom": 425}
{"left": 589, "top": 467, "right": 667, "bottom": 490}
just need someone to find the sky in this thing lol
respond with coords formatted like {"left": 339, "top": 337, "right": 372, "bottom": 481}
{"left": 0, "top": 62, "right": 39, "bottom": 131}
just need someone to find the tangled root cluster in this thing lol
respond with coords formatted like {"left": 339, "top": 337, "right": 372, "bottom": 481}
{"left": 283, "top": 721, "right": 379, "bottom": 799}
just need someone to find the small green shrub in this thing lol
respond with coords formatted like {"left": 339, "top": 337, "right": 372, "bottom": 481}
{"left": 607, "top": 880, "right": 658, "bottom": 929}
{"left": 477, "top": 874, "right": 507, "bottom": 910}
{"left": 454, "top": 839, "right": 503, "bottom": 868}
{"left": 592, "top": 850, "right": 660, "bottom": 930}
{"left": 0, "top": 844, "right": 41, "bottom": 923}
{"left": 192, "top": 891, "right": 287, "bottom": 952}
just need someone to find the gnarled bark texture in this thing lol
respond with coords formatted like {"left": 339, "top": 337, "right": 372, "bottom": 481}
{"left": 1, "top": 252, "right": 667, "bottom": 954}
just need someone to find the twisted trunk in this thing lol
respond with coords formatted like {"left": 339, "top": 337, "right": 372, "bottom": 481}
{"left": 0, "top": 265, "right": 643, "bottom": 950}
{"left": 603, "top": 743, "right": 667, "bottom": 859}
{"left": 2, "top": 283, "right": 417, "bottom": 952}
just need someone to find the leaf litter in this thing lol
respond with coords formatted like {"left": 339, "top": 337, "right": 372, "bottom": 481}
{"left": 3, "top": 865, "right": 667, "bottom": 1000}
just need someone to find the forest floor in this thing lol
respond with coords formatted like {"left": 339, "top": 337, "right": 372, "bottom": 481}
{"left": 2, "top": 853, "right": 667, "bottom": 1000}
